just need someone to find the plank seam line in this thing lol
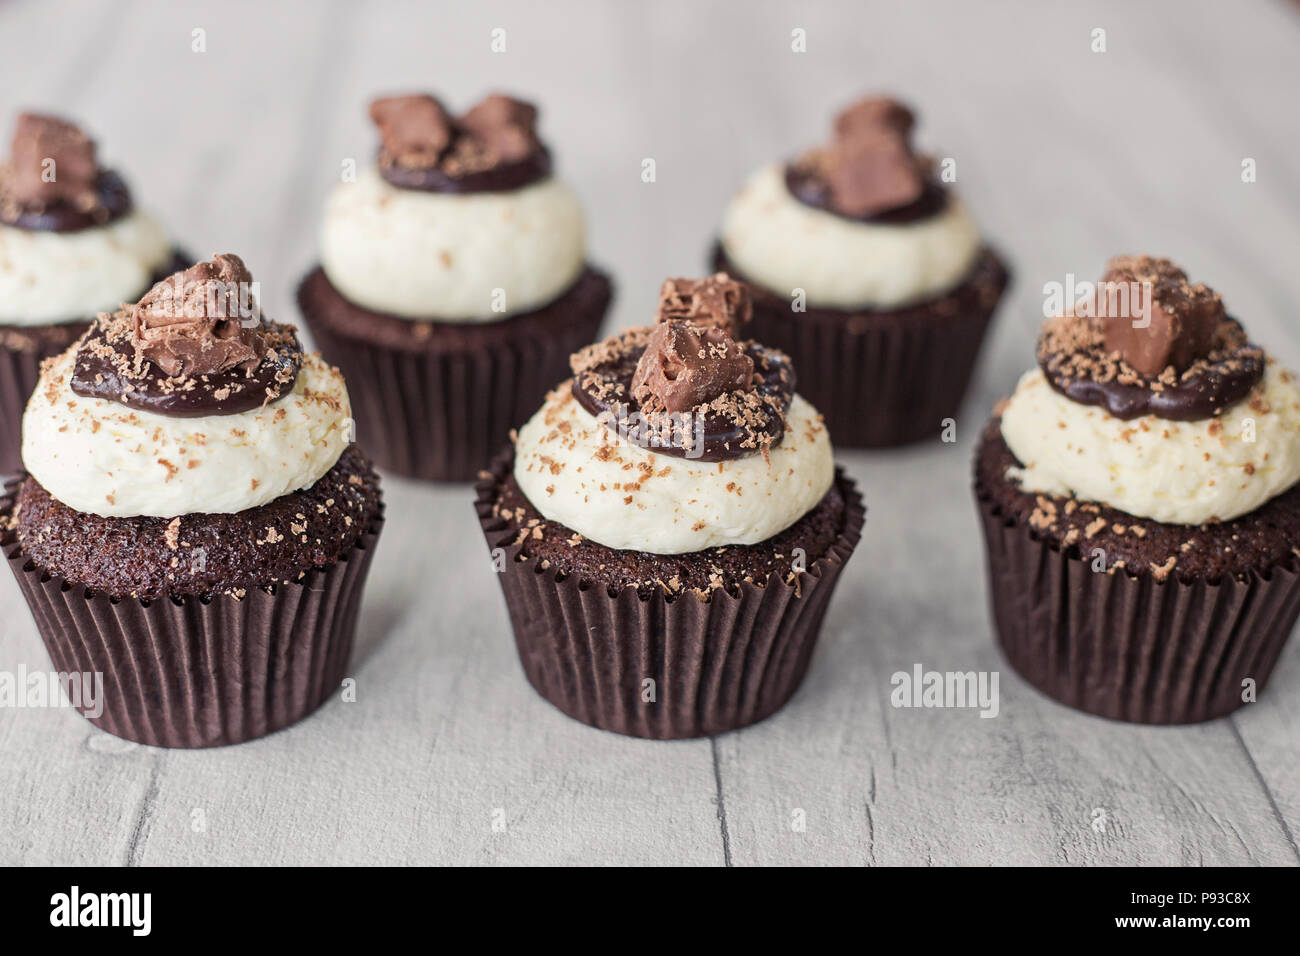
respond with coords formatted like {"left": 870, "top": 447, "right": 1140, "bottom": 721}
{"left": 1228, "top": 717, "right": 1300, "bottom": 863}
{"left": 710, "top": 737, "right": 733, "bottom": 867}
{"left": 125, "top": 753, "right": 165, "bottom": 867}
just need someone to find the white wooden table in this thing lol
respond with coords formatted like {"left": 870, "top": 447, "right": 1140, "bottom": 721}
{"left": 2, "top": 0, "right": 1299, "bottom": 866}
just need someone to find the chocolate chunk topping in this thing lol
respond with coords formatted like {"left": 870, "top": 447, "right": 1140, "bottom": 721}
{"left": 1091, "top": 255, "right": 1225, "bottom": 377}
{"left": 459, "top": 95, "right": 539, "bottom": 164}
{"left": 657, "top": 273, "right": 753, "bottom": 336}
{"left": 628, "top": 274, "right": 760, "bottom": 415}
{"left": 786, "top": 95, "right": 942, "bottom": 222}
{"left": 571, "top": 326, "right": 793, "bottom": 462}
{"left": 132, "top": 253, "right": 261, "bottom": 377}
{"left": 1038, "top": 256, "right": 1263, "bottom": 421}
{"left": 71, "top": 254, "right": 302, "bottom": 417}
{"left": 369, "top": 94, "right": 453, "bottom": 169}
{"left": 828, "top": 98, "right": 925, "bottom": 213}
{"left": 631, "top": 322, "right": 755, "bottom": 415}
{"left": 371, "top": 92, "right": 550, "bottom": 194}
{"left": 0, "top": 112, "right": 131, "bottom": 231}
{"left": 6, "top": 113, "right": 96, "bottom": 207}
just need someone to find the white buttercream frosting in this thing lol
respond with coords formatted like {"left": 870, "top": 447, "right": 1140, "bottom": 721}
{"left": 513, "top": 384, "right": 834, "bottom": 554}
{"left": 319, "top": 165, "right": 586, "bottom": 321}
{"left": 999, "top": 364, "right": 1300, "bottom": 525}
{"left": 719, "top": 163, "right": 981, "bottom": 310}
{"left": 22, "top": 348, "right": 353, "bottom": 518}
{"left": 0, "top": 211, "right": 172, "bottom": 324}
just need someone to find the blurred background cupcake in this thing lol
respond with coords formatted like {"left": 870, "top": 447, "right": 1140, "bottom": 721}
{"left": 477, "top": 274, "right": 863, "bottom": 738}
{"left": 713, "top": 95, "right": 1009, "bottom": 448}
{"left": 2, "top": 254, "right": 382, "bottom": 747}
{"left": 0, "top": 112, "right": 187, "bottom": 474}
{"left": 298, "top": 92, "right": 613, "bottom": 482}
{"left": 975, "top": 255, "right": 1300, "bottom": 723}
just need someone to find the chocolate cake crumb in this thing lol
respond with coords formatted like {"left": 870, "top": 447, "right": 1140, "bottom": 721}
{"left": 976, "top": 420, "right": 1300, "bottom": 583}
{"left": 489, "top": 469, "right": 848, "bottom": 600}
{"left": 14, "top": 445, "right": 380, "bottom": 600}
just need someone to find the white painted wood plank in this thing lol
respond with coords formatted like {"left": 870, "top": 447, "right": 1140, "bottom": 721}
{"left": 710, "top": 0, "right": 1300, "bottom": 866}
{"left": 715, "top": 441, "right": 1300, "bottom": 865}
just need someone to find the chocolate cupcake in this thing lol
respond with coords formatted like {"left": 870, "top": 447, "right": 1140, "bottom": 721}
{"left": 298, "top": 92, "right": 613, "bottom": 482}
{"left": 2, "top": 254, "right": 383, "bottom": 747}
{"left": 476, "top": 275, "right": 864, "bottom": 738}
{"left": 0, "top": 112, "right": 187, "bottom": 473}
{"left": 712, "top": 95, "right": 1009, "bottom": 448}
{"left": 975, "top": 255, "right": 1300, "bottom": 723}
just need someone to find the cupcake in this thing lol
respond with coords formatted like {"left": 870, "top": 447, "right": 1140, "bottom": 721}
{"left": 0, "top": 112, "right": 187, "bottom": 473}
{"left": 1, "top": 254, "right": 383, "bottom": 747}
{"left": 298, "top": 93, "right": 613, "bottom": 481}
{"left": 713, "top": 95, "right": 1009, "bottom": 448}
{"left": 975, "top": 255, "right": 1300, "bottom": 723}
{"left": 476, "top": 274, "right": 863, "bottom": 738}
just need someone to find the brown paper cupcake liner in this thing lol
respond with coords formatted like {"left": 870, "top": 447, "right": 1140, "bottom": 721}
{"left": 1, "top": 478, "right": 383, "bottom": 748}
{"left": 476, "top": 450, "right": 865, "bottom": 738}
{"left": 299, "top": 267, "right": 612, "bottom": 482}
{"left": 0, "top": 323, "right": 88, "bottom": 475}
{"left": 974, "top": 481, "right": 1300, "bottom": 724}
{"left": 715, "top": 245, "right": 1009, "bottom": 448}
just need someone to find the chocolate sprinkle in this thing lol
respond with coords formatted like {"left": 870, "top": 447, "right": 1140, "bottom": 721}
{"left": 71, "top": 313, "right": 302, "bottom": 418}
{"left": 1038, "top": 312, "right": 1264, "bottom": 422}
{"left": 570, "top": 327, "right": 793, "bottom": 463}
{"left": 70, "top": 254, "right": 303, "bottom": 417}
{"left": 1037, "top": 256, "right": 1264, "bottom": 421}
{"left": 630, "top": 322, "right": 755, "bottom": 415}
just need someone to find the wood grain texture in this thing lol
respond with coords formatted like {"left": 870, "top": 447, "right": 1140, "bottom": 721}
{"left": 1, "top": 0, "right": 1298, "bottom": 866}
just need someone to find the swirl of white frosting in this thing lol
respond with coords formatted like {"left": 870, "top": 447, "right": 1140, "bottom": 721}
{"left": 999, "top": 363, "right": 1300, "bottom": 525}
{"left": 22, "top": 348, "right": 353, "bottom": 518}
{"left": 320, "top": 165, "right": 586, "bottom": 321}
{"left": 720, "top": 164, "right": 981, "bottom": 310}
{"left": 513, "top": 384, "right": 834, "bottom": 554}
{"left": 0, "top": 211, "right": 172, "bottom": 324}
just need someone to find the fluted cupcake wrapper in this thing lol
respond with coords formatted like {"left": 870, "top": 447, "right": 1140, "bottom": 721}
{"left": 299, "top": 267, "right": 612, "bottom": 482}
{"left": 1, "top": 479, "right": 383, "bottom": 748}
{"left": 715, "top": 245, "right": 1009, "bottom": 449}
{"left": 974, "top": 483, "right": 1300, "bottom": 724}
{"left": 476, "top": 451, "right": 865, "bottom": 739}
{"left": 0, "top": 323, "right": 88, "bottom": 475}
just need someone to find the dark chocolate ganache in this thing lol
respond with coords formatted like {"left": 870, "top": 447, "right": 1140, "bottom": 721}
{"left": 379, "top": 147, "right": 551, "bottom": 194}
{"left": 1, "top": 169, "right": 132, "bottom": 232}
{"left": 571, "top": 328, "right": 795, "bottom": 462}
{"left": 1039, "top": 318, "right": 1265, "bottom": 421}
{"left": 784, "top": 164, "right": 948, "bottom": 224}
{"left": 71, "top": 319, "right": 303, "bottom": 417}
